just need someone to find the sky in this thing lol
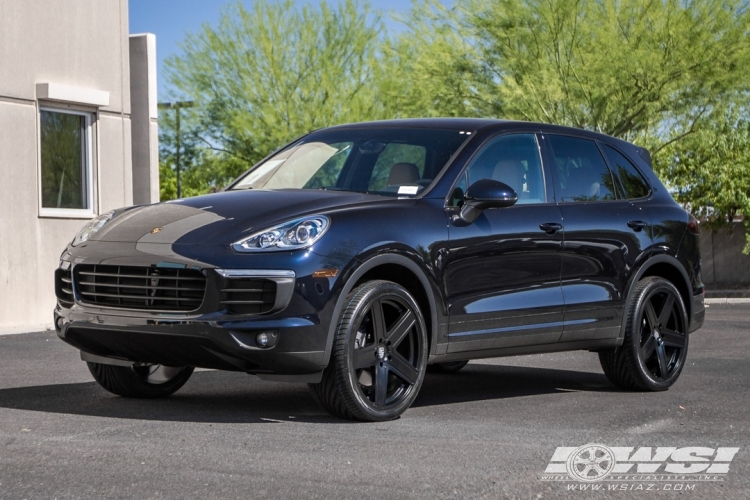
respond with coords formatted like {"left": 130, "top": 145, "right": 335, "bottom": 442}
{"left": 128, "top": 0, "right": 429, "bottom": 100}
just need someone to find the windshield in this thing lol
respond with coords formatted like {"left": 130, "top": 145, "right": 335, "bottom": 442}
{"left": 230, "top": 127, "right": 472, "bottom": 195}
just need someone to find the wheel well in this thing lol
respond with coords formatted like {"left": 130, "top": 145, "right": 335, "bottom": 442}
{"left": 640, "top": 263, "right": 691, "bottom": 317}
{"left": 356, "top": 264, "right": 433, "bottom": 352}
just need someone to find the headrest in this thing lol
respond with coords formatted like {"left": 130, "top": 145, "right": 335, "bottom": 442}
{"left": 387, "top": 162, "right": 420, "bottom": 186}
{"left": 493, "top": 160, "right": 525, "bottom": 193}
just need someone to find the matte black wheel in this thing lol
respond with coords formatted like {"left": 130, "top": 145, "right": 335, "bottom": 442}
{"left": 427, "top": 360, "right": 469, "bottom": 373}
{"left": 599, "top": 277, "right": 689, "bottom": 391}
{"left": 87, "top": 362, "right": 194, "bottom": 398}
{"left": 309, "top": 280, "right": 428, "bottom": 421}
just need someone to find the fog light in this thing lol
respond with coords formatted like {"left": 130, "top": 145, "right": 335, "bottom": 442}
{"left": 257, "top": 332, "right": 269, "bottom": 347}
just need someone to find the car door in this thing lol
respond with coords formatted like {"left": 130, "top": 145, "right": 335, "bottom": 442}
{"left": 542, "top": 134, "right": 653, "bottom": 342}
{"left": 443, "top": 133, "right": 565, "bottom": 354}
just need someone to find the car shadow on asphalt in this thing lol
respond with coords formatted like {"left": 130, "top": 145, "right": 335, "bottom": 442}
{"left": 0, "top": 364, "right": 614, "bottom": 424}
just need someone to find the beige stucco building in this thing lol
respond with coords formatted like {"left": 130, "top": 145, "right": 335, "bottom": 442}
{"left": 0, "top": 0, "right": 158, "bottom": 332}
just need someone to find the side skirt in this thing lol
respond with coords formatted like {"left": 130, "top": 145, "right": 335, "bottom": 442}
{"left": 427, "top": 338, "right": 620, "bottom": 365}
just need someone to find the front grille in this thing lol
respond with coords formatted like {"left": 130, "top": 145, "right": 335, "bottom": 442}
{"left": 73, "top": 265, "right": 206, "bottom": 312}
{"left": 55, "top": 268, "right": 74, "bottom": 308}
{"left": 221, "top": 278, "right": 277, "bottom": 315}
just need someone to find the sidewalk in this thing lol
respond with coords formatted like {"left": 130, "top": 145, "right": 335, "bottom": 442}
{"left": 704, "top": 283, "right": 750, "bottom": 304}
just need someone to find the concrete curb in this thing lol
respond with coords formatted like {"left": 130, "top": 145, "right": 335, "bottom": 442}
{"left": 0, "top": 325, "right": 53, "bottom": 337}
{"left": 705, "top": 298, "right": 750, "bottom": 305}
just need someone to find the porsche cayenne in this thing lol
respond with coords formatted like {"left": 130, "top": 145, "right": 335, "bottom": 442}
{"left": 54, "top": 119, "right": 704, "bottom": 421}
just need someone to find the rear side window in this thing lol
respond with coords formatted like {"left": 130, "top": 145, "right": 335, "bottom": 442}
{"left": 548, "top": 135, "right": 616, "bottom": 202}
{"left": 602, "top": 145, "right": 651, "bottom": 199}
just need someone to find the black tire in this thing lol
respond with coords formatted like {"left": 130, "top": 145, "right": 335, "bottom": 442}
{"left": 427, "top": 360, "right": 469, "bottom": 373}
{"left": 87, "top": 362, "right": 194, "bottom": 398}
{"left": 599, "top": 277, "right": 689, "bottom": 391}
{"left": 309, "top": 280, "right": 428, "bottom": 421}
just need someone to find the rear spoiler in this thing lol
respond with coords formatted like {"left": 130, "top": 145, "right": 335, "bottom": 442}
{"left": 636, "top": 147, "right": 652, "bottom": 168}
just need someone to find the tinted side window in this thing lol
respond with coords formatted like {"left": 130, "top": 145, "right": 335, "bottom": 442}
{"left": 602, "top": 145, "right": 651, "bottom": 199}
{"left": 548, "top": 135, "right": 616, "bottom": 202}
{"left": 464, "top": 134, "right": 545, "bottom": 205}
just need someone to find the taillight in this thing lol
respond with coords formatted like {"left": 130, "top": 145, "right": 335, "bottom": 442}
{"left": 687, "top": 214, "right": 700, "bottom": 235}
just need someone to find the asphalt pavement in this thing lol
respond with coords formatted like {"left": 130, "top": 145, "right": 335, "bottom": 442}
{"left": 0, "top": 304, "right": 748, "bottom": 499}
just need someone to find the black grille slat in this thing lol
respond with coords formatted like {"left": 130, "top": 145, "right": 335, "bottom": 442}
{"left": 78, "top": 281, "right": 204, "bottom": 292}
{"left": 55, "top": 268, "right": 74, "bottom": 309}
{"left": 220, "top": 300, "right": 268, "bottom": 305}
{"left": 74, "top": 264, "right": 206, "bottom": 312}
{"left": 221, "top": 278, "right": 277, "bottom": 315}
{"left": 79, "top": 291, "right": 202, "bottom": 302}
{"left": 77, "top": 271, "right": 204, "bottom": 281}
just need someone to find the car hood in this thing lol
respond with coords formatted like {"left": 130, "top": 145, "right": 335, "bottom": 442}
{"left": 91, "top": 189, "right": 396, "bottom": 246}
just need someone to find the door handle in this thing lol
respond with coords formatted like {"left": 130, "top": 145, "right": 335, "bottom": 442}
{"left": 627, "top": 220, "right": 648, "bottom": 232}
{"left": 539, "top": 222, "right": 563, "bottom": 234}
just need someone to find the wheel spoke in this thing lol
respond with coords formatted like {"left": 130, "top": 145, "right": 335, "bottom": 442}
{"left": 644, "top": 301, "right": 659, "bottom": 329}
{"left": 658, "top": 293, "right": 675, "bottom": 326}
{"left": 640, "top": 334, "right": 656, "bottom": 359}
{"left": 370, "top": 299, "right": 387, "bottom": 343}
{"left": 655, "top": 343, "right": 669, "bottom": 378}
{"left": 374, "top": 362, "right": 388, "bottom": 409}
{"left": 660, "top": 329, "right": 685, "bottom": 348}
{"left": 386, "top": 309, "right": 415, "bottom": 348}
{"left": 388, "top": 352, "right": 418, "bottom": 386}
{"left": 352, "top": 345, "right": 377, "bottom": 369}
{"left": 137, "top": 365, "right": 182, "bottom": 384}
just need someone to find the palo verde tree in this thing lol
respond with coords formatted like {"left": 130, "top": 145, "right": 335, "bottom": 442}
{"left": 165, "top": 0, "right": 393, "bottom": 171}
{"left": 401, "top": 0, "right": 750, "bottom": 142}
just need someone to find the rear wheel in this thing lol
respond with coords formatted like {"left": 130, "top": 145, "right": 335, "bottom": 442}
{"left": 428, "top": 360, "right": 469, "bottom": 373}
{"left": 599, "top": 277, "right": 689, "bottom": 391}
{"left": 87, "top": 362, "right": 194, "bottom": 398}
{"left": 309, "top": 280, "right": 428, "bottom": 421}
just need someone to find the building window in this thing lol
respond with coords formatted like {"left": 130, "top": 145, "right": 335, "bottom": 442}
{"left": 39, "top": 108, "right": 93, "bottom": 214}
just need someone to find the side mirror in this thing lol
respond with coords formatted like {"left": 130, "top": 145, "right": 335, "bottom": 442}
{"left": 459, "top": 179, "right": 518, "bottom": 223}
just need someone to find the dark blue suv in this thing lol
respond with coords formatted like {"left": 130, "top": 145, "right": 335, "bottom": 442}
{"left": 54, "top": 119, "right": 704, "bottom": 421}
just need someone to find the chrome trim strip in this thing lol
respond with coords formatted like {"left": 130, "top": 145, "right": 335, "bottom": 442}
{"left": 447, "top": 318, "right": 597, "bottom": 338}
{"left": 80, "top": 351, "right": 134, "bottom": 367}
{"left": 216, "top": 269, "right": 296, "bottom": 314}
{"left": 216, "top": 269, "right": 296, "bottom": 279}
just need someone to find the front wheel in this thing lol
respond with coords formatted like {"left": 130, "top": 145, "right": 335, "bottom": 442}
{"left": 599, "top": 277, "right": 689, "bottom": 391}
{"left": 309, "top": 280, "right": 428, "bottom": 421}
{"left": 87, "top": 362, "right": 194, "bottom": 398}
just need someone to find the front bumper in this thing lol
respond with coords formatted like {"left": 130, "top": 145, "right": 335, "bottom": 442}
{"left": 54, "top": 242, "right": 341, "bottom": 378}
{"left": 56, "top": 305, "right": 328, "bottom": 377}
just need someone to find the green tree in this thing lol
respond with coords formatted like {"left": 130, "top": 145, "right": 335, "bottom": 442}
{"left": 158, "top": 105, "right": 248, "bottom": 200}
{"left": 165, "top": 0, "right": 394, "bottom": 169}
{"left": 654, "top": 108, "right": 750, "bottom": 252}
{"left": 402, "top": 0, "right": 750, "bottom": 141}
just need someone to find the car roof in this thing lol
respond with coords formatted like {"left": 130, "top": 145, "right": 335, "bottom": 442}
{"left": 320, "top": 118, "right": 649, "bottom": 165}
{"left": 322, "top": 117, "right": 503, "bottom": 131}
{"left": 324, "top": 118, "right": 619, "bottom": 141}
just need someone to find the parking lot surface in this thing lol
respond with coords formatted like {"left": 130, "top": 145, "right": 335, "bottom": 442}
{"left": 0, "top": 304, "right": 747, "bottom": 499}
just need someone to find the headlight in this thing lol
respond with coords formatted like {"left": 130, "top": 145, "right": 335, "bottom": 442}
{"left": 232, "top": 215, "right": 330, "bottom": 252}
{"left": 72, "top": 211, "right": 114, "bottom": 246}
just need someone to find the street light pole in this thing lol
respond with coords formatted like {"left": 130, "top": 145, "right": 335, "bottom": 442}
{"left": 158, "top": 101, "right": 194, "bottom": 199}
